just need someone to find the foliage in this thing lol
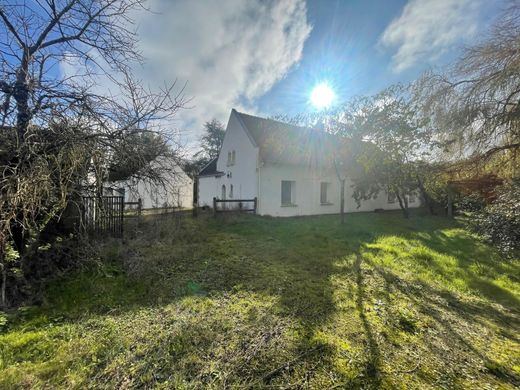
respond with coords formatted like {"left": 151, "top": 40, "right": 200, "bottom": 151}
{"left": 336, "top": 85, "right": 432, "bottom": 218}
{"left": 107, "top": 132, "right": 171, "bottom": 183}
{"left": 470, "top": 181, "right": 520, "bottom": 257}
{"left": 185, "top": 119, "right": 226, "bottom": 178}
{"left": 0, "top": 212, "right": 518, "bottom": 388}
{"left": 457, "top": 193, "right": 486, "bottom": 213}
{"left": 0, "top": 1, "right": 186, "bottom": 308}
{"left": 197, "top": 119, "right": 226, "bottom": 161}
{"left": 414, "top": 4, "right": 520, "bottom": 172}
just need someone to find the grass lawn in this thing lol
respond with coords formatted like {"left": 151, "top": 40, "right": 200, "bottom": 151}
{"left": 1, "top": 210, "right": 519, "bottom": 389}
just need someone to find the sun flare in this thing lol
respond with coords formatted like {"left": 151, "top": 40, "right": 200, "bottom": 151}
{"left": 310, "top": 83, "right": 335, "bottom": 109}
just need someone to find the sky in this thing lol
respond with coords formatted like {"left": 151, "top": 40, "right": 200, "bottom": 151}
{"left": 94, "top": 0, "right": 508, "bottom": 147}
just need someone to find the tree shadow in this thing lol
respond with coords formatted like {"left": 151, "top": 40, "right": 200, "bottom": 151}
{"left": 362, "top": 254, "right": 520, "bottom": 387}
{"left": 408, "top": 229, "right": 520, "bottom": 310}
{"left": 7, "top": 212, "right": 520, "bottom": 388}
{"left": 353, "top": 253, "right": 383, "bottom": 388}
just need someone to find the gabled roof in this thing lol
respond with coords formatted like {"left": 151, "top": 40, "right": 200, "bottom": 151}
{"left": 234, "top": 110, "right": 351, "bottom": 168}
{"left": 198, "top": 157, "right": 224, "bottom": 177}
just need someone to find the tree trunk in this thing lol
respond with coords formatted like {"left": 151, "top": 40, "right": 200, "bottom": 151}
{"left": 447, "top": 185, "right": 454, "bottom": 217}
{"left": 14, "top": 51, "right": 31, "bottom": 143}
{"left": 396, "top": 192, "right": 409, "bottom": 219}
{"left": 417, "top": 176, "right": 436, "bottom": 215}
{"left": 0, "top": 234, "right": 6, "bottom": 309}
{"left": 340, "top": 179, "right": 345, "bottom": 224}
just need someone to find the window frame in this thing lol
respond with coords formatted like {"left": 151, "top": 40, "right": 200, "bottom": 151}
{"left": 320, "top": 182, "right": 332, "bottom": 205}
{"left": 281, "top": 180, "right": 296, "bottom": 206}
{"left": 387, "top": 192, "right": 396, "bottom": 204}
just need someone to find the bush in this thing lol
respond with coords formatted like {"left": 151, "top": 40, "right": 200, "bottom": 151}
{"left": 470, "top": 181, "right": 520, "bottom": 257}
{"left": 456, "top": 193, "right": 486, "bottom": 213}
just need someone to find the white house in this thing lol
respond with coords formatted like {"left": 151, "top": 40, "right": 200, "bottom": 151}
{"left": 197, "top": 109, "right": 419, "bottom": 217}
{"left": 116, "top": 163, "right": 193, "bottom": 209}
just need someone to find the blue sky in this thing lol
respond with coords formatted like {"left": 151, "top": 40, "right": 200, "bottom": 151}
{"left": 55, "top": 0, "right": 506, "bottom": 145}
{"left": 255, "top": 0, "right": 502, "bottom": 117}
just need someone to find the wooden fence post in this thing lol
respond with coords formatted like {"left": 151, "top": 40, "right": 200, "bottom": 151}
{"left": 253, "top": 197, "right": 258, "bottom": 214}
{"left": 213, "top": 197, "right": 217, "bottom": 217}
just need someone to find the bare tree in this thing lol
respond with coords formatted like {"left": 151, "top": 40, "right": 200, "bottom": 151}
{"left": 0, "top": 1, "right": 187, "bottom": 307}
{"left": 415, "top": 3, "right": 520, "bottom": 174}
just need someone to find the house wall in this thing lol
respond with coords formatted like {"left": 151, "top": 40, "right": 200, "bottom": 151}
{"left": 122, "top": 167, "right": 193, "bottom": 209}
{"left": 257, "top": 163, "right": 418, "bottom": 217}
{"left": 198, "top": 111, "right": 259, "bottom": 207}
{"left": 198, "top": 175, "right": 222, "bottom": 207}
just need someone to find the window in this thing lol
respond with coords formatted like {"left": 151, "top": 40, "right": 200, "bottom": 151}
{"left": 388, "top": 192, "right": 396, "bottom": 204}
{"left": 281, "top": 180, "right": 295, "bottom": 205}
{"left": 229, "top": 184, "right": 234, "bottom": 198}
{"left": 231, "top": 150, "right": 236, "bottom": 165}
{"left": 221, "top": 184, "right": 226, "bottom": 200}
{"left": 408, "top": 193, "right": 416, "bottom": 203}
{"left": 320, "top": 182, "right": 331, "bottom": 204}
{"left": 227, "top": 152, "right": 231, "bottom": 166}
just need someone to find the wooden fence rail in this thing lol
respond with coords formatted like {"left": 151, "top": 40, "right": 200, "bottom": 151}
{"left": 213, "top": 197, "right": 257, "bottom": 217}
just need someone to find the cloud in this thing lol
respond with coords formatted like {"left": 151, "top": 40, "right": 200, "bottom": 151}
{"left": 136, "top": 0, "right": 311, "bottom": 143}
{"left": 380, "top": 0, "right": 483, "bottom": 72}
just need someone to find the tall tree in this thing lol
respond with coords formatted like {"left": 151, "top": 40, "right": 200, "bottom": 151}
{"left": 196, "top": 119, "right": 226, "bottom": 161}
{"left": 415, "top": 3, "right": 520, "bottom": 175}
{"left": 184, "top": 119, "right": 225, "bottom": 177}
{"left": 337, "top": 85, "right": 432, "bottom": 218}
{"left": 0, "top": 1, "right": 186, "bottom": 307}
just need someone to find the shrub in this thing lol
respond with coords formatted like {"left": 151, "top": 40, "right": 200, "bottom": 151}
{"left": 456, "top": 193, "right": 486, "bottom": 213}
{"left": 470, "top": 181, "right": 520, "bottom": 257}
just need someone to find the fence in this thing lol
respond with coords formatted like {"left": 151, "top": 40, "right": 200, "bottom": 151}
{"left": 213, "top": 197, "right": 257, "bottom": 216}
{"left": 82, "top": 196, "right": 124, "bottom": 237}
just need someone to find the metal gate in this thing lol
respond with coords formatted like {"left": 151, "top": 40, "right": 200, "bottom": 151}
{"left": 82, "top": 196, "right": 124, "bottom": 237}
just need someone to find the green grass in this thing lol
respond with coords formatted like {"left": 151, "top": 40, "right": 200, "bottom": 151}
{"left": 1, "top": 210, "right": 519, "bottom": 389}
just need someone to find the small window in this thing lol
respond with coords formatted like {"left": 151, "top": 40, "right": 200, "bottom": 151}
{"left": 408, "top": 193, "right": 416, "bottom": 203}
{"left": 320, "top": 182, "right": 331, "bottom": 204}
{"left": 227, "top": 151, "right": 231, "bottom": 166}
{"left": 281, "top": 180, "right": 295, "bottom": 205}
{"left": 229, "top": 184, "right": 233, "bottom": 198}
{"left": 388, "top": 192, "right": 396, "bottom": 204}
{"left": 232, "top": 150, "right": 236, "bottom": 165}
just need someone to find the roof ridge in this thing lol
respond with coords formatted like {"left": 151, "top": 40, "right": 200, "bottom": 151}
{"left": 234, "top": 109, "right": 313, "bottom": 131}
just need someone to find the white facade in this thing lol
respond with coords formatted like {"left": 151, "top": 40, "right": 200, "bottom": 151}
{"left": 256, "top": 163, "right": 409, "bottom": 217}
{"left": 197, "top": 109, "right": 419, "bottom": 217}
{"left": 198, "top": 111, "right": 259, "bottom": 207}
{"left": 120, "top": 165, "right": 193, "bottom": 209}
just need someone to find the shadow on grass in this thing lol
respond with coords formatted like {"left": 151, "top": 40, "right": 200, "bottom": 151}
{"left": 353, "top": 253, "right": 383, "bottom": 387}
{"left": 365, "top": 260, "right": 520, "bottom": 387}
{"left": 409, "top": 229, "right": 520, "bottom": 310}
{"left": 5, "top": 211, "right": 520, "bottom": 388}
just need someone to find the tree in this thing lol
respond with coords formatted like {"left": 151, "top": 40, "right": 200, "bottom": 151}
{"left": 0, "top": 1, "right": 186, "bottom": 307}
{"left": 337, "top": 85, "right": 432, "bottom": 218}
{"left": 184, "top": 119, "right": 225, "bottom": 177}
{"left": 415, "top": 4, "right": 520, "bottom": 175}
{"left": 195, "top": 119, "right": 226, "bottom": 161}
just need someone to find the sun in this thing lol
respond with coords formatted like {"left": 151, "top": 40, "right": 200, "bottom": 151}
{"left": 310, "top": 83, "right": 335, "bottom": 109}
